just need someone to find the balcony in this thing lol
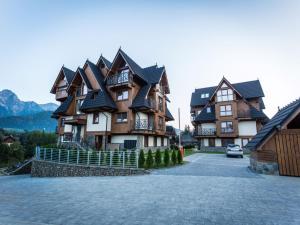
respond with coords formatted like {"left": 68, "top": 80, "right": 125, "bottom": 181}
{"left": 107, "top": 72, "right": 133, "bottom": 88}
{"left": 64, "top": 115, "right": 87, "bottom": 125}
{"left": 133, "top": 119, "right": 155, "bottom": 131}
{"left": 55, "top": 88, "right": 68, "bottom": 101}
{"left": 194, "top": 128, "right": 216, "bottom": 136}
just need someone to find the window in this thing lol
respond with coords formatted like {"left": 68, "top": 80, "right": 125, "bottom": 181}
{"left": 201, "top": 93, "right": 209, "bottom": 98}
{"left": 144, "top": 136, "right": 149, "bottom": 147}
{"left": 118, "top": 69, "right": 129, "bottom": 83}
{"left": 221, "top": 121, "right": 233, "bottom": 133}
{"left": 158, "top": 116, "right": 164, "bottom": 130}
{"left": 206, "top": 107, "right": 211, "bottom": 113}
{"left": 242, "top": 138, "right": 249, "bottom": 147}
{"left": 217, "top": 89, "right": 233, "bottom": 102}
{"left": 60, "top": 118, "right": 65, "bottom": 127}
{"left": 116, "top": 112, "right": 128, "bottom": 123}
{"left": 220, "top": 105, "right": 232, "bottom": 116}
{"left": 91, "top": 91, "right": 98, "bottom": 100}
{"left": 116, "top": 90, "right": 128, "bottom": 101}
{"left": 158, "top": 97, "right": 163, "bottom": 111}
{"left": 93, "top": 113, "right": 99, "bottom": 124}
{"left": 76, "top": 100, "right": 83, "bottom": 114}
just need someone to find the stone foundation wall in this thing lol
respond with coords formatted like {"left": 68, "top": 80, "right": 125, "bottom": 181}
{"left": 31, "top": 160, "right": 149, "bottom": 177}
{"left": 249, "top": 157, "right": 279, "bottom": 175}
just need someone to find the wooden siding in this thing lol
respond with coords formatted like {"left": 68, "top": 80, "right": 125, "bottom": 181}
{"left": 275, "top": 129, "right": 300, "bottom": 176}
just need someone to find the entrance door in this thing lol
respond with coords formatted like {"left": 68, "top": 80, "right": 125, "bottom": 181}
{"left": 95, "top": 135, "right": 103, "bottom": 150}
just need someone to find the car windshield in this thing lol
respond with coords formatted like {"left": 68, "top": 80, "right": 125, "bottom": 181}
{"left": 228, "top": 144, "right": 239, "bottom": 148}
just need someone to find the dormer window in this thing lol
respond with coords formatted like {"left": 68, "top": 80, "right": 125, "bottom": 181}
{"left": 217, "top": 89, "right": 233, "bottom": 102}
{"left": 206, "top": 107, "right": 211, "bottom": 113}
{"left": 201, "top": 93, "right": 209, "bottom": 98}
{"left": 91, "top": 91, "right": 98, "bottom": 100}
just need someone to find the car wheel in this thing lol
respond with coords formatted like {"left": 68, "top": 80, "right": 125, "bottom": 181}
{"left": 241, "top": 155, "right": 244, "bottom": 158}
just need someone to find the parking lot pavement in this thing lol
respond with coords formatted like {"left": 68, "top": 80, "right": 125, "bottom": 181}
{"left": 0, "top": 153, "right": 300, "bottom": 225}
{"left": 153, "top": 153, "right": 260, "bottom": 178}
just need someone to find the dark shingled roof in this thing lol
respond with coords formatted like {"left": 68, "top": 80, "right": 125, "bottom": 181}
{"left": 194, "top": 105, "right": 216, "bottom": 122}
{"left": 247, "top": 98, "right": 300, "bottom": 150}
{"left": 130, "top": 84, "right": 152, "bottom": 109}
{"left": 52, "top": 95, "right": 73, "bottom": 117}
{"left": 62, "top": 66, "right": 76, "bottom": 84}
{"left": 81, "top": 61, "right": 116, "bottom": 111}
{"left": 100, "top": 56, "right": 112, "bottom": 69}
{"left": 142, "top": 65, "right": 165, "bottom": 84}
{"left": 78, "top": 68, "right": 92, "bottom": 89}
{"left": 248, "top": 105, "right": 268, "bottom": 120}
{"left": 191, "top": 80, "right": 265, "bottom": 107}
{"left": 80, "top": 90, "right": 117, "bottom": 111}
{"left": 166, "top": 107, "right": 175, "bottom": 121}
{"left": 119, "top": 49, "right": 147, "bottom": 83}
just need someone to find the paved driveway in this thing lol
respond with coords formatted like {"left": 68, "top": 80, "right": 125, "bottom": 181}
{"left": 0, "top": 153, "right": 300, "bottom": 225}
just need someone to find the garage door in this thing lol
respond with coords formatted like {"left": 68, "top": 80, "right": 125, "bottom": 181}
{"left": 275, "top": 130, "right": 300, "bottom": 176}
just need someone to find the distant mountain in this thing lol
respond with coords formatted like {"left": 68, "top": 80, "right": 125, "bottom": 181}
{"left": 39, "top": 103, "right": 58, "bottom": 111}
{"left": 0, "top": 111, "right": 56, "bottom": 132}
{"left": 0, "top": 89, "right": 58, "bottom": 117}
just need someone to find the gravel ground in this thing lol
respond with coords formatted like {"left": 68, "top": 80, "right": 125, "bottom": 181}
{"left": 0, "top": 153, "right": 300, "bottom": 225}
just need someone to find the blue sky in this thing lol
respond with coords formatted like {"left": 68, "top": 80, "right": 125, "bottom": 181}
{"left": 1, "top": 0, "right": 300, "bottom": 127}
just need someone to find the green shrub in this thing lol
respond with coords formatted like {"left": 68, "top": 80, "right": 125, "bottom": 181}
{"left": 177, "top": 149, "right": 183, "bottom": 164}
{"left": 138, "top": 149, "right": 145, "bottom": 168}
{"left": 155, "top": 149, "right": 162, "bottom": 167}
{"left": 146, "top": 149, "right": 154, "bottom": 168}
{"left": 100, "top": 150, "right": 105, "bottom": 165}
{"left": 164, "top": 149, "right": 170, "bottom": 166}
{"left": 171, "top": 149, "right": 177, "bottom": 165}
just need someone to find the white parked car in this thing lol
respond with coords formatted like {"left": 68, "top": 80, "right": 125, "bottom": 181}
{"left": 226, "top": 144, "right": 243, "bottom": 158}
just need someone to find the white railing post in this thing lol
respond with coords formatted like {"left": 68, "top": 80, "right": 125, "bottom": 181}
{"left": 67, "top": 150, "right": 70, "bottom": 163}
{"left": 43, "top": 148, "right": 46, "bottom": 160}
{"left": 122, "top": 151, "right": 125, "bottom": 168}
{"left": 136, "top": 150, "right": 139, "bottom": 168}
{"left": 51, "top": 149, "right": 53, "bottom": 161}
{"left": 87, "top": 151, "right": 90, "bottom": 165}
{"left": 77, "top": 150, "right": 79, "bottom": 164}
{"left": 110, "top": 151, "right": 112, "bottom": 167}
{"left": 98, "top": 152, "right": 101, "bottom": 166}
{"left": 58, "top": 149, "right": 61, "bottom": 163}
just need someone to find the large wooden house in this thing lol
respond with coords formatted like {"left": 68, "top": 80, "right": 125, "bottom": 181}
{"left": 247, "top": 98, "right": 300, "bottom": 176}
{"left": 190, "top": 77, "right": 268, "bottom": 148}
{"left": 51, "top": 49, "right": 174, "bottom": 150}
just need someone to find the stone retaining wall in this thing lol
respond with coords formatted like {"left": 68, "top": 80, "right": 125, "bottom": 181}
{"left": 249, "top": 157, "right": 279, "bottom": 175}
{"left": 31, "top": 160, "right": 149, "bottom": 177}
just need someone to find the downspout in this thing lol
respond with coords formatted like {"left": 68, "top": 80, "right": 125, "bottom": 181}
{"left": 100, "top": 112, "right": 108, "bottom": 151}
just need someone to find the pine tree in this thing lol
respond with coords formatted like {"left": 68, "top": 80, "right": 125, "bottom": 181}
{"left": 171, "top": 149, "right": 177, "bottom": 165}
{"left": 138, "top": 149, "right": 145, "bottom": 168}
{"left": 146, "top": 149, "right": 154, "bottom": 168}
{"left": 164, "top": 149, "right": 170, "bottom": 166}
{"left": 177, "top": 149, "right": 183, "bottom": 164}
{"left": 155, "top": 149, "right": 162, "bottom": 167}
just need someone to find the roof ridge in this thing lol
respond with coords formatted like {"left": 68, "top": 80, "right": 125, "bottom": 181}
{"left": 278, "top": 97, "right": 300, "bottom": 111}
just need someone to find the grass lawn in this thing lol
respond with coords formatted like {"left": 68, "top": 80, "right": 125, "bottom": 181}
{"left": 183, "top": 148, "right": 196, "bottom": 157}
